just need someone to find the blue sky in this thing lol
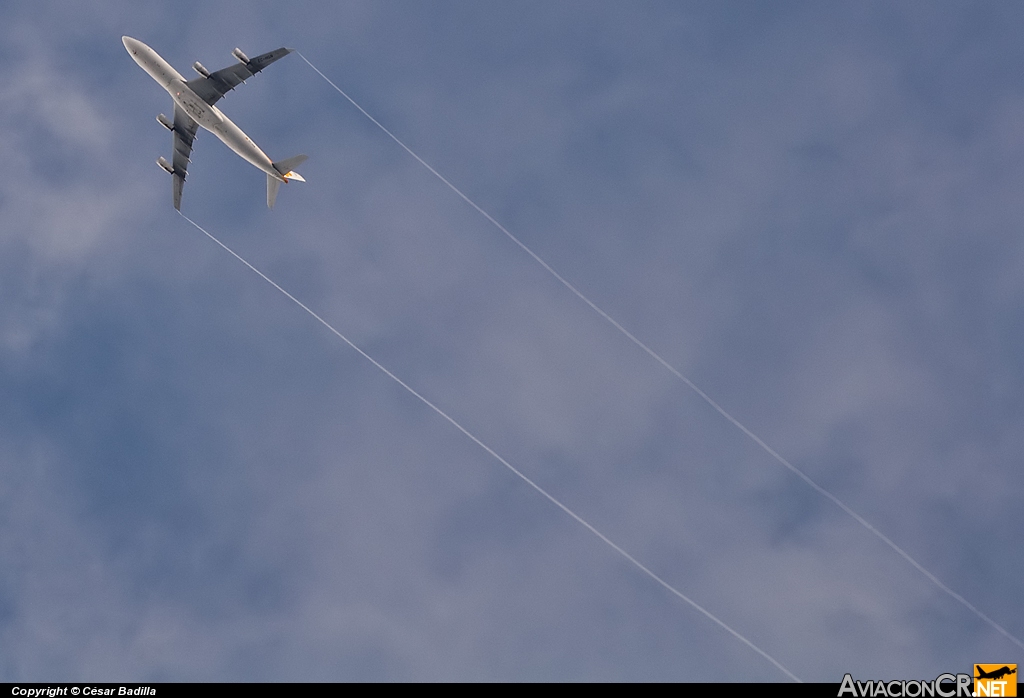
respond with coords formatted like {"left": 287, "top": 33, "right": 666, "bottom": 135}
{"left": 2, "top": 0, "right": 1022, "bottom": 681}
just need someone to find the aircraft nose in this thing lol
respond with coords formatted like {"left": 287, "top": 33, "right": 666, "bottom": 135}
{"left": 122, "top": 36, "right": 139, "bottom": 52}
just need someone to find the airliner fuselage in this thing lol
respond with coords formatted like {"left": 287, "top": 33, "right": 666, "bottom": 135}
{"left": 123, "top": 36, "right": 305, "bottom": 209}
{"left": 123, "top": 36, "right": 282, "bottom": 180}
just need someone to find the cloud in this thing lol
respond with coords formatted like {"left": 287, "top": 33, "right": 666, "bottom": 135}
{"left": 2, "top": 0, "right": 1022, "bottom": 682}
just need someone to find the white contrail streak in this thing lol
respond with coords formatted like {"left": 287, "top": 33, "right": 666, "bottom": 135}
{"left": 297, "top": 53, "right": 1024, "bottom": 653}
{"left": 178, "top": 210, "right": 801, "bottom": 682}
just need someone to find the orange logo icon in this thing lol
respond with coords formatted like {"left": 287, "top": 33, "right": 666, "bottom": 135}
{"left": 974, "top": 665, "right": 1017, "bottom": 697}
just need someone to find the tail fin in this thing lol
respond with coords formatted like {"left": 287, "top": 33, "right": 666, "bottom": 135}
{"left": 267, "top": 154, "right": 308, "bottom": 209}
{"left": 267, "top": 175, "right": 282, "bottom": 209}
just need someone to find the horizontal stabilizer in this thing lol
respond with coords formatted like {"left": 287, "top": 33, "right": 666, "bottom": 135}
{"left": 273, "top": 154, "right": 308, "bottom": 178}
{"left": 268, "top": 154, "right": 308, "bottom": 208}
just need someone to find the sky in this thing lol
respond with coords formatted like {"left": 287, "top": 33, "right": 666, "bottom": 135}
{"left": 2, "top": 0, "right": 1023, "bottom": 682}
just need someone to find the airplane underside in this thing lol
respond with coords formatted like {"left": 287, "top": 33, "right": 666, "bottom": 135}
{"left": 124, "top": 36, "right": 307, "bottom": 210}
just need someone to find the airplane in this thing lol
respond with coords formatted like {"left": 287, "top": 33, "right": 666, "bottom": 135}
{"left": 975, "top": 666, "right": 1017, "bottom": 681}
{"left": 122, "top": 36, "right": 306, "bottom": 210}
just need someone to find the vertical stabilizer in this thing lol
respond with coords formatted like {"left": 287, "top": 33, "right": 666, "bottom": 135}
{"left": 267, "top": 175, "right": 281, "bottom": 209}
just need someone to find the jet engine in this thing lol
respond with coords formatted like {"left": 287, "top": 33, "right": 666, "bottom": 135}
{"left": 231, "top": 48, "right": 250, "bottom": 64}
{"left": 192, "top": 61, "right": 211, "bottom": 77}
{"left": 156, "top": 113, "right": 174, "bottom": 131}
{"left": 156, "top": 157, "right": 175, "bottom": 175}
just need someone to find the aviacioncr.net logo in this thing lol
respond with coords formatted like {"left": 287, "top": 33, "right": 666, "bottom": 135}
{"left": 974, "top": 664, "right": 1017, "bottom": 697}
{"left": 838, "top": 673, "right": 973, "bottom": 697}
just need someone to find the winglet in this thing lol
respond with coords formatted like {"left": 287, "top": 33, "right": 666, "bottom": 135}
{"left": 173, "top": 174, "right": 184, "bottom": 211}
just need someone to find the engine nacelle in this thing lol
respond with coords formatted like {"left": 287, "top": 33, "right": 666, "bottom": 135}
{"left": 192, "top": 61, "right": 211, "bottom": 78}
{"left": 156, "top": 156, "right": 175, "bottom": 175}
{"left": 156, "top": 113, "right": 174, "bottom": 131}
{"left": 231, "top": 48, "right": 250, "bottom": 64}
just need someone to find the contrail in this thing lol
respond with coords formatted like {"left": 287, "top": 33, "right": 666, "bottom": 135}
{"left": 297, "top": 53, "right": 1024, "bottom": 653}
{"left": 177, "top": 210, "right": 801, "bottom": 682}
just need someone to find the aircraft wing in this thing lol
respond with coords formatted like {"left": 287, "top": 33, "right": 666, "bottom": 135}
{"left": 170, "top": 104, "right": 199, "bottom": 210}
{"left": 185, "top": 47, "right": 293, "bottom": 106}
